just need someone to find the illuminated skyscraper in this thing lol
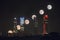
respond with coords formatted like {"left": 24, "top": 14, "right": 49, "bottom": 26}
{"left": 13, "top": 17, "right": 17, "bottom": 32}
{"left": 20, "top": 17, "right": 25, "bottom": 26}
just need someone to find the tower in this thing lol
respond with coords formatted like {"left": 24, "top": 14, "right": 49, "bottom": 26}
{"left": 42, "top": 15, "right": 48, "bottom": 35}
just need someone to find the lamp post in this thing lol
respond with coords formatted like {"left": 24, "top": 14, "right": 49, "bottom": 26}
{"left": 31, "top": 14, "right": 38, "bottom": 35}
{"left": 32, "top": 15, "right": 38, "bottom": 27}
{"left": 39, "top": 9, "right": 48, "bottom": 35}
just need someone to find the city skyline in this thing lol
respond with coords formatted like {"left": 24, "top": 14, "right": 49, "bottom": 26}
{"left": 0, "top": 0, "right": 60, "bottom": 36}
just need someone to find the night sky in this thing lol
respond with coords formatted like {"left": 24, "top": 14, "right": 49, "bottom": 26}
{"left": 0, "top": 0, "right": 60, "bottom": 34}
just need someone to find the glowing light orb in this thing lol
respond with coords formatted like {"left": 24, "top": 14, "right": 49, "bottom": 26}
{"left": 25, "top": 19, "right": 30, "bottom": 25}
{"left": 39, "top": 9, "right": 44, "bottom": 15}
{"left": 32, "top": 15, "right": 37, "bottom": 20}
{"left": 47, "top": 4, "right": 52, "bottom": 10}
{"left": 16, "top": 25, "right": 21, "bottom": 30}
{"left": 8, "top": 30, "right": 13, "bottom": 34}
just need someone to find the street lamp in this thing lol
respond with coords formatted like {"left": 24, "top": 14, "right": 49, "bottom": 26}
{"left": 16, "top": 25, "right": 21, "bottom": 30}
{"left": 39, "top": 9, "right": 44, "bottom": 15}
{"left": 47, "top": 4, "right": 52, "bottom": 10}
{"left": 32, "top": 15, "right": 37, "bottom": 20}
{"left": 25, "top": 19, "right": 30, "bottom": 25}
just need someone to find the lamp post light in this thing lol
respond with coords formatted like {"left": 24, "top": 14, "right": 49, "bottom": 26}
{"left": 16, "top": 25, "right": 21, "bottom": 30}
{"left": 32, "top": 14, "right": 38, "bottom": 27}
{"left": 32, "top": 15, "right": 37, "bottom": 20}
{"left": 25, "top": 19, "right": 30, "bottom": 25}
{"left": 16, "top": 25, "right": 24, "bottom": 31}
{"left": 47, "top": 4, "right": 52, "bottom": 10}
{"left": 39, "top": 9, "right": 44, "bottom": 15}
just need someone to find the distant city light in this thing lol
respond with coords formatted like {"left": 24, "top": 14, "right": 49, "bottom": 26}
{"left": 21, "top": 27, "right": 24, "bottom": 31}
{"left": 16, "top": 25, "right": 21, "bottom": 30}
{"left": 14, "top": 17, "right": 17, "bottom": 23}
{"left": 25, "top": 19, "right": 30, "bottom": 25}
{"left": 13, "top": 30, "right": 16, "bottom": 33}
{"left": 32, "top": 15, "right": 37, "bottom": 20}
{"left": 8, "top": 30, "right": 13, "bottom": 34}
{"left": 39, "top": 9, "right": 44, "bottom": 15}
{"left": 14, "top": 17, "right": 17, "bottom": 20}
{"left": 20, "top": 17, "right": 25, "bottom": 26}
{"left": 47, "top": 4, "right": 52, "bottom": 10}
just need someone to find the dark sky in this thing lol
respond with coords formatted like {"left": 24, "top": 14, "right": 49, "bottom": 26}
{"left": 0, "top": 0, "right": 60, "bottom": 33}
